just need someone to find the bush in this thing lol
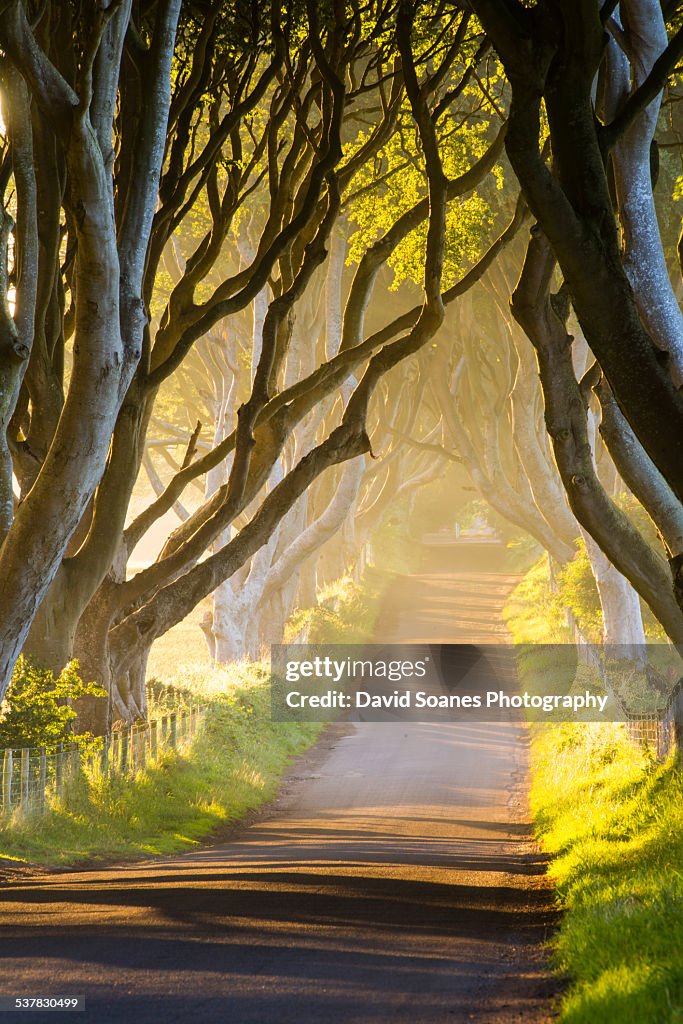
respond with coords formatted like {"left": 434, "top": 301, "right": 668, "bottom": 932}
{"left": 0, "top": 658, "right": 106, "bottom": 749}
{"left": 284, "top": 571, "right": 386, "bottom": 643}
{"left": 554, "top": 492, "right": 669, "bottom": 642}
{"left": 507, "top": 541, "right": 668, "bottom": 646}
{"left": 555, "top": 542, "right": 602, "bottom": 641}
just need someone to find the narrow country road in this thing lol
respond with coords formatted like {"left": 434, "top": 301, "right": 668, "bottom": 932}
{"left": 0, "top": 562, "right": 557, "bottom": 1023}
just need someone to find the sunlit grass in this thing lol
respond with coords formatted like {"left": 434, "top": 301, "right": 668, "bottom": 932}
{"left": 0, "top": 570, "right": 385, "bottom": 867}
{"left": 0, "top": 666, "right": 321, "bottom": 866}
{"left": 505, "top": 561, "right": 683, "bottom": 1023}
{"left": 531, "top": 723, "right": 683, "bottom": 1023}
{"left": 146, "top": 597, "right": 213, "bottom": 679}
{"left": 503, "top": 555, "right": 571, "bottom": 644}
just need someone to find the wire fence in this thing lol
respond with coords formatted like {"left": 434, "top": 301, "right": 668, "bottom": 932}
{"left": 0, "top": 704, "right": 209, "bottom": 821}
{"left": 567, "top": 612, "right": 683, "bottom": 759}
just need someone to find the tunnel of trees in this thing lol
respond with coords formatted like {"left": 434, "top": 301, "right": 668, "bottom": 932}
{"left": 1, "top": 0, "right": 683, "bottom": 730}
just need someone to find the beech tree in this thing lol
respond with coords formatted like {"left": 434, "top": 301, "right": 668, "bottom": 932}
{"left": 469, "top": 0, "right": 683, "bottom": 642}
{"left": 0, "top": 1, "right": 526, "bottom": 727}
{"left": 0, "top": 0, "right": 183, "bottom": 695}
{"left": 431, "top": 281, "right": 578, "bottom": 566}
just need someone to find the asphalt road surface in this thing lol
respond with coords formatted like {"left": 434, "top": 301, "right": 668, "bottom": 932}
{"left": 0, "top": 570, "right": 558, "bottom": 1023}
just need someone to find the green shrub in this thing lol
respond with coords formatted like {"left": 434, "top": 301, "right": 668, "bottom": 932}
{"left": 0, "top": 658, "right": 106, "bottom": 749}
{"left": 553, "top": 492, "right": 669, "bottom": 642}
{"left": 0, "top": 667, "right": 320, "bottom": 866}
{"left": 285, "top": 570, "right": 387, "bottom": 643}
{"left": 555, "top": 542, "right": 602, "bottom": 641}
{"left": 508, "top": 541, "right": 668, "bottom": 646}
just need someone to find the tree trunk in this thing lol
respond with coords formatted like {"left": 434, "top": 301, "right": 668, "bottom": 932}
{"left": 511, "top": 228, "right": 683, "bottom": 644}
{"left": 0, "top": 0, "right": 181, "bottom": 700}
{"left": 583, "top": 529, "right": 646, "bottom": 655}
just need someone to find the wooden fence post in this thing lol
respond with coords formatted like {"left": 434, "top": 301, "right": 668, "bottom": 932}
{"left": 3, "top": 749, "right": 13, "bottom": 815}
{"left": 38, "top": 748, "right": 47, "bottom": 811}
{"left": 56, "top": 743, "right": 64, "bottom": 797}
{"left": 0, "top": 703, "right": 215, "bottom": 819}
{"left": 20, "top": 749, "right": 29, "bottom": 811}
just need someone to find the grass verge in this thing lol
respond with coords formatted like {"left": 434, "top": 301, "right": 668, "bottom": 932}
{"left": 0, "top": 664, "right": 321, "bottom": 867}
{"left": 532, "top": 724, "right": 683, "bottom": 1024}
{"left": 0, "top": 570, "right": 390, "bottom": 868}
{"left": 505, "top": 561, "right": 683, "bottom": 1023}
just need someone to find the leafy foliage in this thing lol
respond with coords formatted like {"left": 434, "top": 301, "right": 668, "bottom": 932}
{"left": 506, "top": 481, "right": 670, "bottom": 644}
{"left": 556, "top": 534, "right": 668, "bottom": 643}
{"left": 347, "top": 109, "right": 503, "bottom": 290}
{"left": 0, "top": 659, "right": 106, "bottom": 750}
{"left": 556, "top": 543, "right": 603, "bottom": 642}
{"left": 285, "top": 571, "right": 386, "bottom": 643}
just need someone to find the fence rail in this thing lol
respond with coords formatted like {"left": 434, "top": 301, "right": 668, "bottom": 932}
{"left": 0, "top": 704, "right": 208, "bottom": 820}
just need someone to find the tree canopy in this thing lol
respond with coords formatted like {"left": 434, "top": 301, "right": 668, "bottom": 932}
{"left": 1, "top": 0, "right": 683, "bottom": 727}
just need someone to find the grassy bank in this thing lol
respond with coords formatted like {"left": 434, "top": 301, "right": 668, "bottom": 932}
{"left": 505, "top": 560, "right": 683, "bottom": 1023}
{"left": 0, "top": 664, "right": 321, "bottom": 867}
{"left": 532, "top": 723, "right": 683, "bottom": 1023}
{"left": 0, "top": 571, "right": 387, "bottom": 868}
